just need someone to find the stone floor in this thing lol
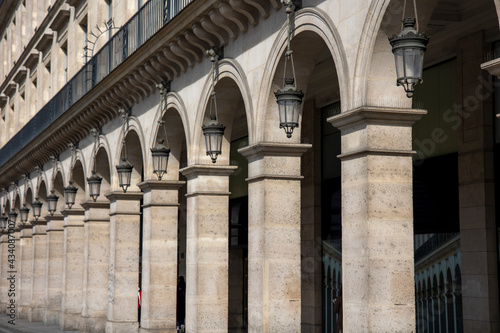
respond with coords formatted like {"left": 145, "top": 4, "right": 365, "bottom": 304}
{"left": 0, "top": 314, "right": 78, "bottom": 333}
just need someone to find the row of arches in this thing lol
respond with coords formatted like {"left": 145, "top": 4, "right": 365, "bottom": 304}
{"left": 415, "top": 244, "right": 463, "bottom": 333}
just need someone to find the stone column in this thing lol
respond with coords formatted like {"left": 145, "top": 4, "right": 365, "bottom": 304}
{"left": 6, "top": 223, "right": 18, "bottom": 318}
{"left": 60, "top": 208, "right": 85, "bottom": 330}
{"left": 19, "top": 222, "right": 33, "bottom": 319}
{"left": 0, "top": 231, "right": 5, "bottom": 312}
{"left": 137, "top": 180, "right": 185, "bottom": 332}
{"left": 29, "top": 218, "right": 47, "bottom": 322}
{"left": 44, "top": 213, "right": 64, "bottom": 326}
{"left": 239, "top": 143, "right": 310, "bottom": 333}
{"left": 457, "top": 32, "right": 500, "bottom": 333}
{"left": 105, "top": 191, "right": 143, "bottom": 333}
{"left": 328, "top": 107, "right": 425, "bottom": 332}
{"left": 81, "top": 201, "right": 110, "bottom": 333}
{"left": 179, "top": 165, "right": 236, "bottom": 333}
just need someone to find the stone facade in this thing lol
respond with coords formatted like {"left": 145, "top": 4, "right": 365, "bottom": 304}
{"left": 0, "top": 0, "right": 500, "bottom": 332}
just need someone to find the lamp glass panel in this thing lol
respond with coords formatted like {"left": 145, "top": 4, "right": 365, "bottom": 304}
{"left": 118, "top": 169, "right": 132, "bottom": 189}
{"left": 32, "top": 202, "right": 42, "bottom": 218}
{"left": 89, "top": 181, "right": 101, "bottom": 200}
{"left": 20, "top": 207, "right": 29, "bottom": 223}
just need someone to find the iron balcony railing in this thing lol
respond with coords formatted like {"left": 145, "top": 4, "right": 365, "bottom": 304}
{"left": 0, "top": 0, "right": 193, "bottom": 168}
{"left": 414, "top": 232, "right": 459, "bottom": 262}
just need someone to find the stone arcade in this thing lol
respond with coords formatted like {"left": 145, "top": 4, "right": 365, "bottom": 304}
{"left": 0, "top": 0, "right": 500, "bottom": 332}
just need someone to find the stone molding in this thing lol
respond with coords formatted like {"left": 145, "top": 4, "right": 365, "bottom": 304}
{"left": 45, "top": 214, "right": 65, "bottom": 232}
{"left": 61, "top": 208, "right": 85, "bottom": 217}
{"left": 80, "top": 200, "right": 110, "bottom": 210}
{"left": 245, "top": 174, "right": 304, "bottom": 183}
{"left": 0, "top": 0, "right": 280, "bottom": 186}
{"left": 137, "top": 180, "right": 186, "bottom": 191}
{"left": 105, "top": 191, "right": 143, "bottom": 201}
{"left": 481, "top": 58, "right": 500, "bottom": 78}
{"left": 337, "top": 148, "right": 417, "bottom": 161}
{"left": 238, "top": 142, "right": 312, "bottom": 160}
{"left": 31, "top": 218, "right": 48, "bottom": 226}
{"left": 327, "top": 106, "right": 427, "bottom": 130}
{"left": 180, "top": 164, "right": 238, "bottom": 179}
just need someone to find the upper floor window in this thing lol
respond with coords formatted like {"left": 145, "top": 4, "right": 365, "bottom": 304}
{"left": 105, "top": 0, "right": 113, "bottom": 39}
{"left": 61, "top": 42, "right": 68, "bottom": 83}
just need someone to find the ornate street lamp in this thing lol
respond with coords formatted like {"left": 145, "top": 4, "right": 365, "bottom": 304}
{"left": 47, "top": 190, "right": 59, "bottom": 216}
{"left": 64, "top": 181, "right": 78, "bottom": 209}
{"left": 202, "top": 48, "right": 225, "bottom": 163}
{"left": 32, "top": 198, "right": 42, "bottom": 221}
{"left": 19, "top": 205, "right": 30, "bottom": 224}
{"left": 64, "top": 144, "right": 78, "bottom": 208}
{"left": 151, "top": 122, "right": 170, "bottom": 180}
{"left": 116, "top": 109, "right": 133, "bottom": 192}
{"left": 388, "top": 0, "right": 429, "bottom": 98}
{"left": 0, "top": 215, "right": 7, "bottom": 231}
{"left": 87, "top": 128, "right": 103, "bottom": 201}
{"left": 8, "top": 211, "right": 17, "bottom": 225}
{"left": 88, "top": 172, "right": 102, "bottom": 201}
{"left": 46, "top": 156, "right": 60, "bottom": 216}
{"left": 274, "top": 0, "right": 303, "bottom": 139}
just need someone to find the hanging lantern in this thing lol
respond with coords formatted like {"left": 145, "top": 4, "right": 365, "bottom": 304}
{"left": 19, "top": 206, "right": 30, "bottom": 224}
{"left": 8, "top": 211, "right": 17, "bottom": 225}
{"left": 275, "top": 78, "right": 304, "bottom": 138}
{"left": 87, "top": 171, "right": 102, "bottom": 202}
{"left": 203, "top": 113, "right": 225, "bottom": 163}
{"left": 32, "top": 199, "right": 42, "bottom": 221}
{"left": 47, "top": 190, "right": 59, "bottom": 216}
{"left": 151, "top": 138, "right": 170, "bottom": 180}
{"left": 389, "top": 9, "right": 429, "bottom": 97}
{"left": 0, "top": 215, "right": 7, "bottom": 230}
{"left": 116, "top": 158, "right": 133, "bottom": 192}
{"left": 202, "top": 48, "right": 225, "bottom": 163}
{"left": 275, "top": 0, "right": 303, "bottom": 138}
{"left": 64, "top": 181, "right": 78, "bottom": 209}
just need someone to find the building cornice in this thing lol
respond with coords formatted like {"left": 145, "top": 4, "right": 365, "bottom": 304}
{"left": 0, "top": 0, "right": 280, "bottom": 187}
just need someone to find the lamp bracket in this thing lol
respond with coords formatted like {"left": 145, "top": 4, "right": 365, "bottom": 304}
{"left": 206, "top": 46, "right": 224, "bottom": 61}
{"left": 156, "top": 81, "right": 171, "bottom": 94}
{"left": 281, "top": 0, "right": 301, "bottom": 11}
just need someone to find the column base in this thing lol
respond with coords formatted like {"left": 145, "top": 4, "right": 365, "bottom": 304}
{"left": 60, "top": 312, "right": 82, "bottom": 331}
{"left": 82, "top": 315, "right": 107, "bottom": 333}
{"left": 28, "top": 307, "right": 44, "bottom": 322}
{"left": 43, "top": 310, "right": 60, "bottom": 326}
{"left": 106, "top": 320, "right": 139, "bottom": 333}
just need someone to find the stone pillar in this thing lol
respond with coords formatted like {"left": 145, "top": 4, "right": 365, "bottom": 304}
{"left": 0, "top": 231, "right": 5, "bottom": 312}
{"left": 7, "top": 223, "right": 19, "bottom": 318}
{"left": 300, "top": 100, "right": 323, "bottom": 333}
{"left": 19, "top": 223, "right": 33, "bottom": 319}
{"left": 60, "top": 208, "right": 85, "bottom": 330}
{"left": 239, "top": 143, "right": 310, "bottom": 333}
{"left": 105, "top": 191, "right": 143, "bottom": 333}
{"left": 328, "top": 107, "right": 425, "bottom": 332}
{"left": 44, "top": 213, "right": 64, "bottom": 326}
{"left": 179, "top": 165, "right": 236, "bottom": 333}
{"left": 457, "top": 32, "right": 500, "bottom": 333}
{"left": 137, "top": 180, "right": 185, "bottom": 332}
{"left": 29, "top": 219, "right": 47, "bottom": 322}
{"left": 0, "top": 230, "right": 9, "bottom": 313}
{"left": 81, "top": 201, "right": 110, "bottom": 333}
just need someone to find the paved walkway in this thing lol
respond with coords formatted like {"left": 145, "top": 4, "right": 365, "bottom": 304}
{"left": 0, "top": 314, "right": 78, "bottom": 333}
